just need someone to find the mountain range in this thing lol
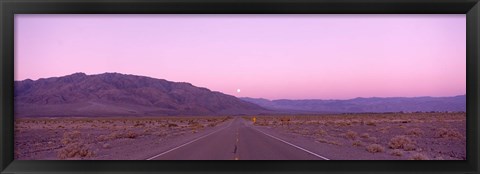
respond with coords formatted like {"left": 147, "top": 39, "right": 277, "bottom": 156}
{"left": 14, "top": 73, "right": 267, "bottom": 117}
{"left": 14, "top": 73, "right": 466, "bottom": 117}
{"left": 241, "top": 95, "right": 466, "bottom": 114}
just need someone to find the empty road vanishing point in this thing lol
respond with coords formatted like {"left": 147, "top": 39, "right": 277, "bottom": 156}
{"left": 146, "top": 117, "right": 330, "bottom": 160}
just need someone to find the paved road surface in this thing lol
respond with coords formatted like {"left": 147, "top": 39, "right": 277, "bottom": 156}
{"left": 147, "top": 117, "right": 329, "bottom": 160}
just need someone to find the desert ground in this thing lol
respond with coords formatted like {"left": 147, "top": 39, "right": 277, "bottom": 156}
{"left": 15, "top": 116, "right": 233, "bottom": 160}
{"left": 14, "top": 112, "right": 465, "bottom": 160}
{"left": 247, "top": 112, "right": 466, "bottom": 160}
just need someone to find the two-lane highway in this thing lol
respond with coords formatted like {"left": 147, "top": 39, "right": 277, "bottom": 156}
{"left": 147, "top": 117, "right": 329, "bottom": 160}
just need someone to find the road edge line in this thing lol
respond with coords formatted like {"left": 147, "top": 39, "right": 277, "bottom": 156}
{"left": 253, "top": 128, "right": 331, "bottom": 160}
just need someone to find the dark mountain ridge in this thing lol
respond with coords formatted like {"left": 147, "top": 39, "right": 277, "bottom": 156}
{"left": 15, "top": 73, "right": 268, "bottom": 117}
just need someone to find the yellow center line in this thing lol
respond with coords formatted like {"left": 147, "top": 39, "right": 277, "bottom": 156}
{"left": 233, "top": 129, "right": 239, "bottom": 160}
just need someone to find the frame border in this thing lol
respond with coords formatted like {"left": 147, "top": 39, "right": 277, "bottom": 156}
{"left": 1, "top": 0, "right": 479, "bottom": 173}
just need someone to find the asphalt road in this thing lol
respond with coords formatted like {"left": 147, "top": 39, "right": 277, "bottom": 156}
{"left": 147, "top": 117, "right": 329, "bottom": 160}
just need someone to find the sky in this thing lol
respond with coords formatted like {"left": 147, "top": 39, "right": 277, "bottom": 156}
{"left": 15, "top": 14, "right": 466, "bottom": 100}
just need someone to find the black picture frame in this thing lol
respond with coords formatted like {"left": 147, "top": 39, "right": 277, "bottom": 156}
{"left": 1, "top": 0, "right": 479, "bottom": 173}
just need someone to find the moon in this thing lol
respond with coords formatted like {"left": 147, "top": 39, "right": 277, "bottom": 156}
{"left": 237, "top": 89, "right": 241, "bottom": 93}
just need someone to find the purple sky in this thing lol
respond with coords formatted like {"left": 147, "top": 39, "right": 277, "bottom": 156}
{"left": 15, "top": 14, "right": 466, "bottom": 100}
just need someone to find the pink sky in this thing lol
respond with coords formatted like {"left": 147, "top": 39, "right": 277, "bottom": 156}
{"left": 15, "top": 14, "right": 466, "bottom": 100}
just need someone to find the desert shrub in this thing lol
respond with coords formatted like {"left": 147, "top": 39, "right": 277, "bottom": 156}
{"left": 390, "top": 149, "right": 404, "bottom": 156}
{"left": 366, "top": 144, "right": 385, "bottom": 153}
{"left": 316, "top": 138, "right": 342, "bottom": 146}
{"left": 352, "top": 140, "right": 364, "bottom": 147}
{"left": 316, "top": 129, "right": 327, "bottom": 136}
{"left": 61, "top": 131, "right": 82, "bottom": 145}
{"left": 403, "top": 143, "right": 416, "bottom": 151}
{"left": 58, "top": 142, "right": 95, "bottom": 159}
{"left": 409, "top": 153, "right": 430, "bottom": 160}
{"left": 158, "top": 123, "right": 167, "bottom": 128}
{"left": 350, "top": 119, "right": 361, "bottom": 124}
{"left": 388, "top": 135, "right": 416, "bottom": 151}
{"left": 106, "top": 130, "right": 137, "bottom": 139}
{"left": 360, "top": 133, "right": 370, "bottom": 138}
{"left": 407, "top": 128, "right": 424, "bottom": 136}
{"left": 96, "top": 135, "right": 109, "bottom": 141}
{"left": 189, "top": 122, "right": 204, "bottom": 130}
{"left": 280, "top": 117, "right": 291, "bottom": 125}
{"left": 58, "top": 131, "right": 95, "bottom": 159}
{"left": 168, "top": 123, "right": 178, "bottom": 128}
{"left": 295, "top": 129, "right": 310, "bottom": 135}
{"left": 108, "top": 132, "right": 120, "bottom": 139}
{"left": 187, "top": 120, "right": 197, "bottom": 125}
{"left": 345, "top": 130, "right": 358, "bottom": 140}
{"left": 134, "top": 123, "right": 146, "bottom": 127}
{"left": 435, "top": 128, "right": 463, "bottom": 138}
{"left": 378, "top": 126, "right": 391, "bottom": 134}
{"left": 334, "top": 120, "right": 351, "bottom": 126}
{"left": 102, "top": 143, "right": 111, "bottom": 149}
{"left": 365, "top": 120, "right": 376, "bottom": 126}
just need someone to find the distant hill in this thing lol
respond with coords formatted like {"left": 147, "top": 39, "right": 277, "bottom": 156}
{"left": 241, "top": 95, "right": 466, "bottom": 113}
{"left": 14, "top": 73, "right": 268, "bottom": 117}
